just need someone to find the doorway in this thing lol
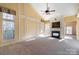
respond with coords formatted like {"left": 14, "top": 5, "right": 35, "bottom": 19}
{"left": 64, "top": 21, "right": 76, "bottom": 39}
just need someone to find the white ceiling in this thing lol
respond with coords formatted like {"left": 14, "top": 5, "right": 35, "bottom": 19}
{"left": 31, "top": 3, "right": 79, "bottom": 20}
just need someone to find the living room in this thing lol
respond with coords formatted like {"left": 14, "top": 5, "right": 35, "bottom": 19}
{"left": 0, "top": 3, "right": 79, "bottom": 55}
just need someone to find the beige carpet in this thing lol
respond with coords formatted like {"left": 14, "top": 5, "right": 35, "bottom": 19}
{"left": 0, "top": 37, "right": 79, "bottom": 55}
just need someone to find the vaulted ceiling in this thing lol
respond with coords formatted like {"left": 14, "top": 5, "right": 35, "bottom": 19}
{"left": 31, "top": 3, "right": 79, "bottom": 20}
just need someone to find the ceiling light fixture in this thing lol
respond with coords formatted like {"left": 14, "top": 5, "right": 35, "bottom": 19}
{"left": 41, "top": 3, "right": 55, "bottom": 15}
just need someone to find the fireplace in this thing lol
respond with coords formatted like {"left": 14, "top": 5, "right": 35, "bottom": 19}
{"left": 51, "top": 31, "right": 60, "bottom": 39}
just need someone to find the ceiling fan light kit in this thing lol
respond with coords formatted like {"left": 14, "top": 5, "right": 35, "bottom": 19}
{"left": 41, "top": 3, "right": 55, "bottom": 15}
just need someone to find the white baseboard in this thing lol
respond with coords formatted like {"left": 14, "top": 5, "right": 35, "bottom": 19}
{"left": 0, "top": 35, "right": 38, "bottom": 47}
{"left": 0, "top": 34, "right": 51, "bottom": 47}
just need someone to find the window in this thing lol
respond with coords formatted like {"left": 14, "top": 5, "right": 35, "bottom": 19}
{"left": 2, "top": 13, "right": 14, "bottom": 40}
{"left": 3, "top": 13, "right": 14, "bottom": 20}
{"left": 66, "top": 26, "right": 72, "bottom": 34}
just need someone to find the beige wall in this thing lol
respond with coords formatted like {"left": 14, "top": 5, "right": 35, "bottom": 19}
{"left": 76, "top": 7, "right": 79, "bottom": 40}
{"left": 18, "top": 4, "right": 25, "bottom": 40}
{"left": 64, "top": 16, "right": 77, "bottom": 38}
{"left": 65, "top": 21, "right": 76, "bottom": 35}
{"left": 25, "top": 4, "right": 43, "bottom": 21}
{"left": 77, "top": 17, "right": 79, "bottom": 39}
{"left": 24, "top": 4, "right": 45, "bottom": 39}
{"left": 0, "top": 3, "right": 45, "bottom": 46}
{"left": 44, "top": 22, "right": 51, "bottom": 36}
{"left": 64, "top": 16, "right": 76, "bottom": 23}
{"left": 0, "top": 4, "right": 19, "bottom": 45}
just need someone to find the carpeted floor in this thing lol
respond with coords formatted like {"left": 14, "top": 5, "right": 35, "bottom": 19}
{"left": 0, "top": 37, "right": 79, "bottom": 55}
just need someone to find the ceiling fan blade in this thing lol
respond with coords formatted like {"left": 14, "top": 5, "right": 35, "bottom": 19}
{"left": 41, "top": 10, "right": 45, "bottom": 12}
{"left": 40, "top": 3, "right": 55, "bottom": 15}
{"left": 47, "top": 3, "right": 49, "bottom": 10}
{"left": 40, "top": 11, "right": 45, "bottom": 14}
{"left": 50, "top": 10, "right": 55, "bottom": 12}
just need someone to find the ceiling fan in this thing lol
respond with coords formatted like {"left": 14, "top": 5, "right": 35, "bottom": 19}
{"left": 41, "top": 3, "right": 55, "bottom": 15}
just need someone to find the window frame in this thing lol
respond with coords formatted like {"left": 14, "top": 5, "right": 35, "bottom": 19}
{"left": 2, "top": 13, "right": 15, "bottom": 40}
